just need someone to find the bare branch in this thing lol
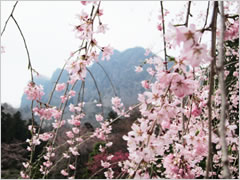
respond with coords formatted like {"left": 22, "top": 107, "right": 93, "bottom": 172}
{"left": 205, "top": 1, "right": 218, "bottom": 178}
{"left": 86, "top": 67, "right": 104, "bottom": 115}
{"left": 11, "top": 15, "right": 33, "bottom": 81}
{"left": 1, "top": 1, "right": 18, "bottom": 36}
{"left": 185, "top": 1, "right": 192, "bottom": 27}
{"left": 160, "top": 1, "right": 168, "bottom": 70}
{"left": 218, "top": 2, "right": 231, "bottom": 178}
{"left": 97, "top": 62, "right": 117, "bottom": 97}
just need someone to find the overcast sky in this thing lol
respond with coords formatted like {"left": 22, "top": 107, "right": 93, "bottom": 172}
{"left": 2, "top": 1, "right": 234, "bottom": 108}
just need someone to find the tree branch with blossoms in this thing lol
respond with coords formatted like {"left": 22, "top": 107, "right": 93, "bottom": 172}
{"left": 2, "top": 1, "right": 239, "bottom": 179}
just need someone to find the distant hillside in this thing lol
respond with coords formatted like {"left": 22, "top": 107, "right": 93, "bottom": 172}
{"left": 20, "top": 47, "right": 153, "bottom": 126}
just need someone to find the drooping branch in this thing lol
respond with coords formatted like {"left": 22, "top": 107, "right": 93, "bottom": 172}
{"left": 47, "top": 45, "right": 85, "bottom": 105}
{"left": 205, "top": 1, "right": 218, "bottom": 178}
{"left": 11, "top": 15, "right": 34, "bottom": 81}
{"left": 160, "top": 1, "right": 168, "bottom": 70}
{"left": 217, "top": 2, "right": 231, "bottom": 178}
{"left": 86, "top": 67, "right": 104, "bottom": 115}
{"left": 97, "top": 62, "right": 117, "bottom": 96}
{"left": 1, "top": 1, "right": 18, "bottom": 36}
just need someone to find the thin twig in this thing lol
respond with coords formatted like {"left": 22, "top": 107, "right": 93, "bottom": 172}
{"left": 1, "top": 1, "right": 18, "bottom": 36}
{"left": 11, "top": 15, "right": 33, "bottom": 81}
{"left": 185, "top": 1, "right": 192, "bottom": 27}
{"left": 86, "top": 67, "right": 104, "bottom": 115}
{"left": 205, "top": 1, "right": 218, "bottom": 178}
{"left": 160, "top": 1, "right": 168, "bottom": 70}
{"left": 97, "top": 62, "right": 117, "bottom": 96}
{"left": 199, "top": 1, "right": 210, "bottom": 43}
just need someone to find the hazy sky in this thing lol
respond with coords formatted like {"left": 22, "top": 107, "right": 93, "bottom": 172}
{"left": 1, "top": 1, "right": 221, "bottom": 108}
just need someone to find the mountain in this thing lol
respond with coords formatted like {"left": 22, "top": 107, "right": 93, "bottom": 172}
{"left": 19, "top": 47, "right": 153, "bottom": 126}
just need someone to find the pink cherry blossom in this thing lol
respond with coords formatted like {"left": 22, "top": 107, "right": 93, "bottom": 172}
{"left": 24, "top": 82, "right": 44, "bottom": 101}
{"left": 60, "top": 95, "right": 67, "bottom": 103}
{"left": 56, "top": 83, "right": 65, "bottom": 91}
{"left": 69, "top": 147, "right": 80, "bottom": 156}
{"left": 104, "top": 168, "right": 114, "bottom": 179}
{"left": 72, "top": 127, "right": 80, "bottom": 134}
{"left": 101, "top": 45, "right": 114, "bottom": 60}
{"left": 95, "top": 114, "right": 104, "bottom": 122}
{"left": 141, "top": 80, "right": 150, "bottom": 89}
{"left": 22, "top": 162, "right": 29, "bottom": 169}
{"left": 101, "top": 160, "right": 111, "bottom": 168}
{"left": 135, "top": 66, "right": 143, "bottom": 72}
{"left": 69, "top": 164, "right": 76, "bottom": 170}
{"left": 61, "top": 169, "right": 69, "bottom": 176}
{"left": 97, "top": 24, "right": 109, "bottom": 34}
{"left": 66, "top": 131, "right": 74, "bottom": 139}
{"left": 39, "top": 132, "right": 53, "bottom": 141}
{"left": 157, "top": 24, "right": 162, "bottom": 31}
{"left": 68, "top": 90, "right": 76, "bottom": 97}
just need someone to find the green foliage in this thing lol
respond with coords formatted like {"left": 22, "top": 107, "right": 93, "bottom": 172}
{"left": 89, "top": 141, "right": 106, "bottom": 161}
{"left": 1, "top": 106, "right": 30, "bottom": 143}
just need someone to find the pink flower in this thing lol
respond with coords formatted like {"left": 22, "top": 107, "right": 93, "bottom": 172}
{"left": 157, "top": 24, "right": 162, "bottom": 31}
{"left": 56, "top": 83, "right": 65, "bottom": 91}
{"left": 68, "top": 90, "right": 76, "bottom": 97}
{"left": 97, "top": 24, "right": 109, "bottom": 34}
{"left": 96, "top": 114, "right": 104, "bottom": 122}
{"left": 147, "top": 67, "right": 156, "bottom": 76}
{"left": 104, "top": 168, "right": 114, "bottom": 179}
{"left": 107, "top": 155, "right": 114, "bottom": 161}
{"left": 22, "top": 162, "right": 29, "bottom": 169}
{"left": 191, "top": 104, "right": 202, "bottom": 117}
{"left": 75, "top": 23, "right": 93, "bottom": 40}
{"left": 101, "top": 45, "right": 114, "bottom": 60}
{"left": 76, "top": 137, "right": 83, "bottom": 142}
{"left": 141, "top": 80, "right": 150, "bottom": 89}
{"left": 101, "top": 160, "right": 111, "bottom": 168}
{"left": 69, "top": 104, "right": 75, "bottom": 112}
{"left": 99, "top": 145, "right": 105, "bottom": 152}
{"left": 32, "top": 135, "right": 41, "bottom": 145}
{"left": 69, "top": 164, "right": 76, "bottom": 170}
{"left": 225, "top": 20, "right": 239, "bottom": 41}
{"left": 72, "top": 127, "right": 79, "bottom": 134}
{"left": 60, "top": 95, "right": 67, "bottom": 103}
{"left": 98, "top": 9, "right": 104, "bottom": 16}
{"left": 170, "top": 73, "right": 195, "bottom": 98}
{"left": 52, "top": 120, "right": 65, "bottom": 129}
{"left": 106, "top": 142, "right": 113, "bottom": 147}
{"left": 39, "top": 132, "right": 53, "bottom": 141}
{"left": 135, "top": 66, "right": 143, "bottom": 72}
{"left": 80, "top": 1, "right": 88, "bottom": 5}
{"left": 66, "top": 131, "right": 74, "bottom": 139}
{"left": 24, "top": 82, "right": 45, "bottom": 101}
{"left": 43, "top": 161, "right": 52, "bottom": 168}
{"left": 63, "top": 153, "right": 70, "bottom": 159}
{"left": 182, "top": 44, "right": 212, "bottom": 67}
{"left": 61, "top": 169, "right": 69, "bottom": 176}
{"left": 20, "top": 171, "right": 29, "bottom": 179}
{"left": 69, "top": 147, "right": 80, "bottom": 156}
{"left": 111, "top": 97, "right": 123, "bottom": 108}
